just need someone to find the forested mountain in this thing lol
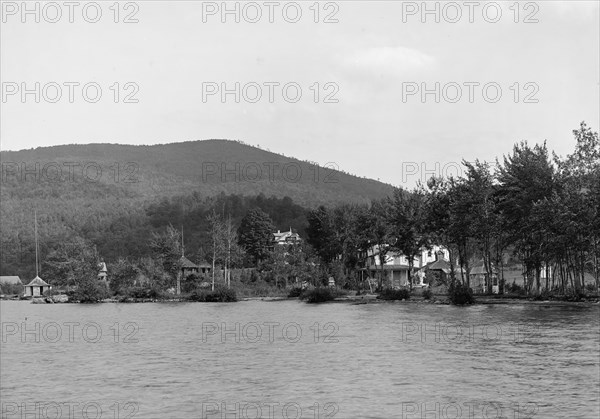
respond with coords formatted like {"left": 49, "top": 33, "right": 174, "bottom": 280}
{"left": 1, "top": 140, "right": 393, "bottom": 278}
{"left": 1, "top": 140, "right": 393, "bottom": 205}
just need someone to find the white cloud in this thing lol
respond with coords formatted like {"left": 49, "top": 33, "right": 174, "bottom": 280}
{"left": 341, "top": 46, "right": 435, "bottom": 77}
{"left": 548, "top": 1, "right": 599, "bottom": 18}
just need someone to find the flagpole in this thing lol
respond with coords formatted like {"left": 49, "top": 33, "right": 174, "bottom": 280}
{"left": 34, "top": 209, "right": 39, "bottom": 277}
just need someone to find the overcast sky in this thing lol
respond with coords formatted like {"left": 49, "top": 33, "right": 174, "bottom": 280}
{"left": 1, "top": 1, "right": 599, "bottom": 187}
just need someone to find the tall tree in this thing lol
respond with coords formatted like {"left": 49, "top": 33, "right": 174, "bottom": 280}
{"left": 424, "top": 177, "right": 458, "bottom": 286}
{"left": 495, "top": 141, "right": 556, "bottom": 295}
{"left": 207, "top": 210, "right": 223, "bottom": 290}
{"left": 237, "top": 208, "right": 276, "bottom": 265}
{"left": 43, "top": 237, "right": 107, "bottom": 302}
{"left": 364, "top": 199, "right": 392, "bottom": 289}
{"left": 388, "top": 188, "right": 428, "bottom": 289}
{"left": 149, "top": 224, "right": 182, "bottom": 288}
{"left": 462, "top": 161, "right": 497, "bottom": 293}
{"left": 306, "top": 206, "right": 342, "bottom": 264}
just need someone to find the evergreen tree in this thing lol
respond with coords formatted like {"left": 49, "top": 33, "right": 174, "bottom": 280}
{"left": 237, "top": 208, "right": 276, "bottom": 265}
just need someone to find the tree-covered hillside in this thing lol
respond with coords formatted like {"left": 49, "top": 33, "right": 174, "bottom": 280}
{"left": 1, "top": 139, "right": 394, "bottom": 206}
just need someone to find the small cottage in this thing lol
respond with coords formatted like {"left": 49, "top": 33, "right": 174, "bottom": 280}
{"left": 23, "top": 276, "right": 50, "bottom": 297}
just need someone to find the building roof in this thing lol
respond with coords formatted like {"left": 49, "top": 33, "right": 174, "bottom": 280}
{"left": 273, "top": 229, "right": 301, "bottom": 243}
{"left": 24, "top": 276, "right": 50, "bottom": 287}
{"left": 470, "top": 265, "right": 487, "bottom": 275}
{"left": 196, "top": 260, "right": 212, "bottom": 268}
{"left": 470, "top": 264, "right": 496, "bottom": 275}
{"left": 422, "top": 258, "right": 451, "bottom": 272}
{"left": 363, "top": 265, "right": 411, "bottom": 271}
{"left": 179, "top": 256, "right": 198, "bottom": 269}
{"left": 0, "top": 276, "right": 22, "bottom": 284}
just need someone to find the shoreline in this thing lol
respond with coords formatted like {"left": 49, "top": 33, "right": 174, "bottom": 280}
{"left": 2, "top": 294, "right": 599, "bottom": 306}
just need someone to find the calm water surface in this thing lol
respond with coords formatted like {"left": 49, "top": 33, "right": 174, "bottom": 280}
{"left": 1, "top": 300, "right": 599, "bottom": 418}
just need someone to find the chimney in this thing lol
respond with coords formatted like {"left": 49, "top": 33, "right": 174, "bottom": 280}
{"left": 277, "top": 230, "right": 280, "bottom": 234}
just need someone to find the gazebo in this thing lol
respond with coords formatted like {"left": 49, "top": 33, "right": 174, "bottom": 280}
{"left": 420, "top": 254, "right": 452, "bottom": 287}
{"left": 197, "top": 260, "right": 212, "bottom": 275}
{"left": 177, "top": 256, "right": 198, "bottom": 295}
{"left": 24, "top": 276, "right": 50, "bottom": 297}
{"left": 179, "top": 256, "right": 199, "bottom": 277}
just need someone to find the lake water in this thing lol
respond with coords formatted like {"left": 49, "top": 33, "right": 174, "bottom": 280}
{"left": 1, "top": 300, "right": 599, "bottom": 419}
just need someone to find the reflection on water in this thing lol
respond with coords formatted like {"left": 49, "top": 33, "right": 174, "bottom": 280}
{"left": 1, "top": 301, "right": 599, "bottom": 418}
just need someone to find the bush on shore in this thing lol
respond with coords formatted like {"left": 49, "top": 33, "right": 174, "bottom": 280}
{"left": 287, "top": 287, "right": 303, "bottom": 298}
{"left": 188, "top": 287, "right": 237, "bottom": 302}
{"left": 233, "top": 280, "right": 288, "bottom": 298}
{"left": 448, "top": 283, "right": 474, "bottom": 305}
{"left": 299, "top": 287, "right": 337, "bottom": 303}
{"left": 69, "top": 281, "right": 110, "bottom": 303}
{"left": 377, "top": 288, "right": 411, "bottom": 301}
{"left": 422, "top": 288, "right": 433, "bottom": 300}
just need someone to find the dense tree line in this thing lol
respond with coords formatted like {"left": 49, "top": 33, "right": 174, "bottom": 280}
{"left": 305, "top": 123, "right": 599, "bottom": 296}
{"left": 0, "top": 191, "right": 309, "bottom": 280}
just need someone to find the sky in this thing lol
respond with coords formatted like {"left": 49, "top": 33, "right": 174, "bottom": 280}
{"left": 1, "top": 0, "right": 599, "bottom": 188}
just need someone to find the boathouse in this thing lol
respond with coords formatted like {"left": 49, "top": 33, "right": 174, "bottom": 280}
{"left": 23, "top": 276, "right": 51, "bottom": 297}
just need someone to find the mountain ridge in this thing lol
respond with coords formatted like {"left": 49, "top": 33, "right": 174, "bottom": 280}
{"left": 1, "top": 139, "right": 395, "bottom": 206}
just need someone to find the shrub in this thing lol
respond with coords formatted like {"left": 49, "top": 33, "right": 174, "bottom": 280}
{"left": 188, "top": 287, "right": 237, "bottom": 302}
{"left": 505, "top": 281, "right": 525, "bottom": 295}
{"left": 43, "top": 288, "right": 61, "bottom": 297}
{"left": 531, "top": 289, "right": 553, "bottom": 301}
{"left": 118, "top": 286, "right": 167, "bottom": 301}
{"left": 0, "top": 282, "right": 24, "bottom": 295}
{"left": 377, "top": 288, "right": 411, "bottom": 301}
{"left": 231, "top": 279, "right": 287, "bottom": 298}
{"left": 564, "top": 291, "right": 587, "bottom": 302}
{"left": 448, "top": 283, "right": 474, "bottom": 305}
{"left": 125, "top": 287, "right": 152, "bottom": 299}
{"left": 299, "top": 287, "right": 335, "bottom": 303}
{"left": 287, "top": 287, "right": 303, "bottom": 298}
{"left": 181, "top": 273, "right": 205, "bottom": 294}
{"left": 72, "top": 280, "right": 109, "bottom": 303}
{"left": 422, "top": 288, "right": 433, "bottom": 300}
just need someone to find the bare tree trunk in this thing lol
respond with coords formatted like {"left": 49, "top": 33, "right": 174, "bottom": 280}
{"left": 448, "top": 245, "right": 457, "bottom": 287}
{"left": 378, "top": 248, "right": 385, "bottom": 290}
{"left": 408, "top": 259, "right": 414, "bottom": 290}
{"left": 595, "top": 237, "right": 600, "bottom": 292}
{"left": 463, "top": 243, "right": 471, "bottom": 289}
{"left": 211, "top": 246, "right": 216, "bottom": 292}
{"left": 227, "top": 246, "right": 231, "bottom": 289}
{"left": 458, "top": 245, "right": 465, "bottom": 285}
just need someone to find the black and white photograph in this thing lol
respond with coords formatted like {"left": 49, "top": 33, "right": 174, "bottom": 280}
{"left": 1, "top": 1, "right": 599, "bottom": 418}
